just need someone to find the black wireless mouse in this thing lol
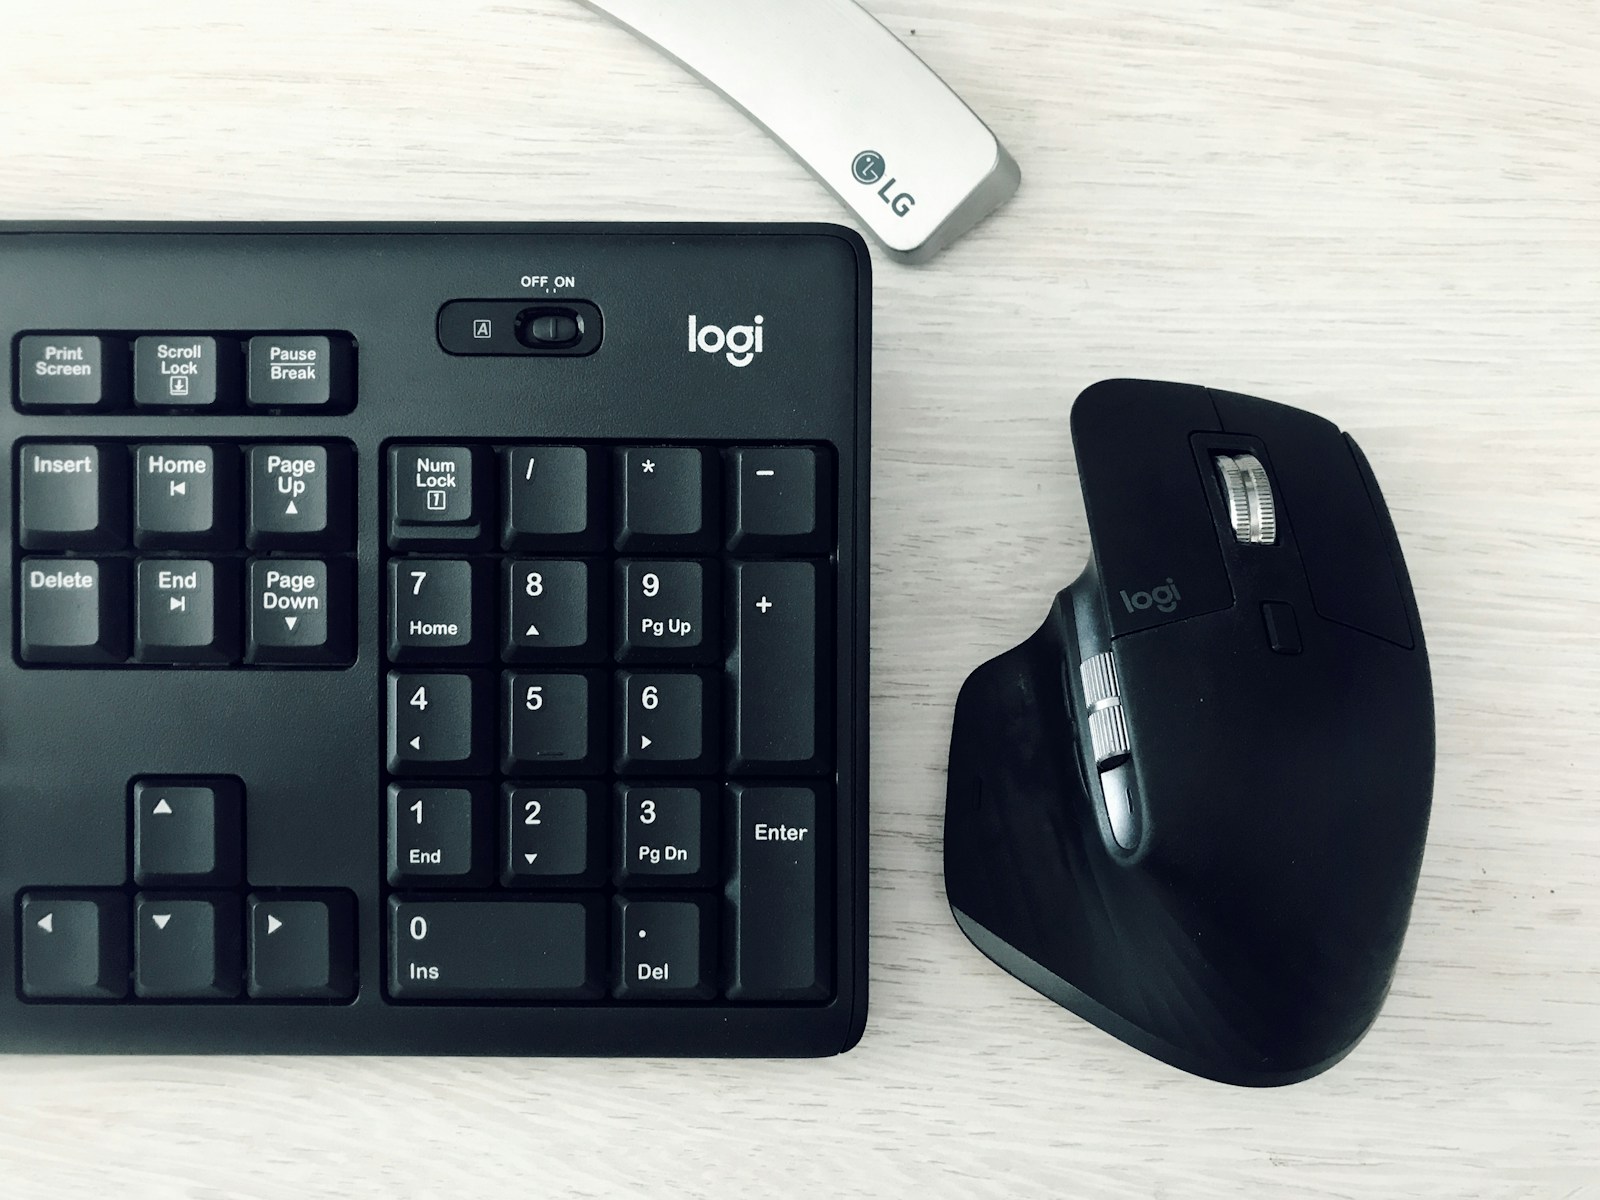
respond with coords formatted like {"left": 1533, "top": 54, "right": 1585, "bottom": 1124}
{"left": 945, "top": 379, "right": 1434, "bottom": 1087}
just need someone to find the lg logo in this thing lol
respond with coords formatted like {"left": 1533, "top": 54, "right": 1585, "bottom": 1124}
{"left": 688, "top": 314, "right": 764, "bottom": 368}
{"left": 1120, "top": 579, "right": 1182, "bottom": 615}
{"left": 852, "top": 149, "right": 916, "bottom": 217}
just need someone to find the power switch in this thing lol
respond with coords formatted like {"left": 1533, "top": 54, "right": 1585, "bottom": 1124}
{"left": 518, "top": 309, "right": 581, "bottom": 348}
{"left": 437, "top": 300, "right": 602, "bottom": 356}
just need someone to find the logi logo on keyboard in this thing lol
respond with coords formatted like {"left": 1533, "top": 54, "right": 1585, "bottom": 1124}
{"left": 687, "top": 314, "right": 764, "bottom": 367}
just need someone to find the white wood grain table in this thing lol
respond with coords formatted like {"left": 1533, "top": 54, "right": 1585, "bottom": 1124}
{"left": 1, "top": 2, "right": 1596, "bottom": 1196}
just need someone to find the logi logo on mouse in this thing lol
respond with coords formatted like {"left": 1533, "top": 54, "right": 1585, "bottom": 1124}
{"left": 688, "top": 314, "right": 764, "bottom": 367}
{"left": 1121, "top": 578, "right": 1182, "bottom": 614}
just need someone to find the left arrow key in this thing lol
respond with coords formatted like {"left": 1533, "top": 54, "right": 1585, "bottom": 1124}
{"left": 19, "top": 891, "right": 128, "bottom": 1000}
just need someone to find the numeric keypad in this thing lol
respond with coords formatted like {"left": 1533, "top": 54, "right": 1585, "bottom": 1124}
{"left": 381, "top": 441, "right": 834, "bottom": 1004}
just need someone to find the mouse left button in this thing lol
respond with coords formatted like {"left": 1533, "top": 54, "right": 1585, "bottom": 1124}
{"left": 1071, "top": 381, "right": 1234, "bottom": 637}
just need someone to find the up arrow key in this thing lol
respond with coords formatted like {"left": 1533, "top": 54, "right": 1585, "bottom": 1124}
{"left": 153, "top": 798, "right": 173, "bottom": 815}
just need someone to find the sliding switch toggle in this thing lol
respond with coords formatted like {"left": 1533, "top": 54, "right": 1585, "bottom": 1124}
{"left": 437, "top": 300, "right": 602, "bottom": 356}
{"left": 518, "top": 308, "right": 582, "bottom": 348}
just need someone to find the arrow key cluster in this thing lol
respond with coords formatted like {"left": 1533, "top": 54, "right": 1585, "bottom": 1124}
{"left": 17, "top": 777, "right": 358, "bottom": 1003}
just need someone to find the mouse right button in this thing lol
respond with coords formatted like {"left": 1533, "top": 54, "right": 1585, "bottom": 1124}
{"left": 1211, "top": 390, "right": 1413, "bottom": 648}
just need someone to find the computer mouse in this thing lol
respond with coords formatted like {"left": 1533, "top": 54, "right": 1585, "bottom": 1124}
{"left": 944, "top": 379, "right": 1434, "bottom": 1087}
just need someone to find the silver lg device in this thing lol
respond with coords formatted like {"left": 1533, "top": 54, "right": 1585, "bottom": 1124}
{"left": 581, "top": 0, "right": 1020, "bottom": 262}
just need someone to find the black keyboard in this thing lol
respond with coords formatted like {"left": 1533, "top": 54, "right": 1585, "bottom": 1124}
{"left": 0, "top": 223, "right": 870, "bottom": 1055}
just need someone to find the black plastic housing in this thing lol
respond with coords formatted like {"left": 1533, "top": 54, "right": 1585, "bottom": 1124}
{"left": 946, "top": 380, "right": 1433, "bottom": 1086}
{"left": 0, "top": 222, "right": 870, "bottom": 1056}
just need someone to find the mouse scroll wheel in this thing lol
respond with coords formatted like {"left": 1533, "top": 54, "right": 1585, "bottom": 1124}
{"left": 1213, "top": 453, "right": 1278, "bottom": 545}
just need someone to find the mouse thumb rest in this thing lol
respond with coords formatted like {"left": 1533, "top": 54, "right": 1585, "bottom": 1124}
{"left": 945, "top": 594, "right": 1389, "bottom": 1087}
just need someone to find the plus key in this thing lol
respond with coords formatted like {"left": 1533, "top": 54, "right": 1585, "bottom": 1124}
{"left": 729, "top": 561, "right": 829, "bottom": 774}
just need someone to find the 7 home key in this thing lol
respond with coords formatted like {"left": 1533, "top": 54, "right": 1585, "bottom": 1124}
{"left": 384, "top": 442, "right": 835, "bottom": 1003}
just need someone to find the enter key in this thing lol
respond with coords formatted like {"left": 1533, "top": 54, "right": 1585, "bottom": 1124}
{"left": 724, "top": 784, "right": 831, "bottom": 1001}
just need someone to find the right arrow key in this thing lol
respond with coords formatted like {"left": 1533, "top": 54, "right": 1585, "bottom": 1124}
{"left": 247, "top": 891, "right": 356, "bottom": 1001}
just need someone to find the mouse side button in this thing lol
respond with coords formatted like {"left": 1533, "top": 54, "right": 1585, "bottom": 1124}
{"left": 1070, "top": 381, "right": 1234, "bottom": 637}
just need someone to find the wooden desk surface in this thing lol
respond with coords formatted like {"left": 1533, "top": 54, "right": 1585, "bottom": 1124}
{"left": 1, "top": 2, "right": 1595, "bottom": 1195}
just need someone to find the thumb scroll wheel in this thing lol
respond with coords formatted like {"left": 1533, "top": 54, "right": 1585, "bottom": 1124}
{"left": 1213, "top": 453, "right": 1277, "bottom": 545}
